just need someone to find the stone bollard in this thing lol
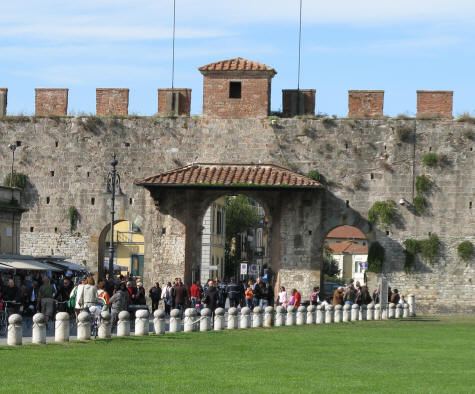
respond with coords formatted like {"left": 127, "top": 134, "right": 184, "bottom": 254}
{"left": 264, "top": 306, "right": 274, "bottom": 327}
{"left": 252, "top": 306, "right": 263, "bottom": 328}
{"left": 408, "top": 294, "right": 416, "bottom": 317}
{"left": 77, "top": 311, "right": 91, "bottom": 340}
{"left": 374, "top": 304, "right": 381, "bottom": 320}
{"left": 403, "top": 303, "right": 409, "bottom": 318}
{"left": 388, "top": 303, "right": 396, "bottom": 319}
{"left": 382, "top": 305, "right": 388, "bottom": 320}
{"left": 227, "top": 307, "right": 238, "bottom": 329}
{"left": 214, "top": 308, "right": 225, "bottom": 330}
{"left": 32, "top": 313, "right": 47, "bottom": 344}
{"left": 367, "top": 303, "right": 375, "bottom": 321}
{"left": 296, "top": 306, "right": 307, "bottom": 325}
{"left": 334, "top": 305, "right": 343, "bottom": 323}
{"left": 55, "top": 312, "right": 70, "bottom": 342}
{"left": 343, "top": 304, "right": 351, "bottom": 322}
{"left": 135, "top": 309, "right": 150, "bottom": 336}
{"left": 286, "top": 306, "right": 296, "bottom": 326}
{"left": 184, "top": 308, "right": 197, "bottom": 332}
{"left": 316, "top": 305, "right": 325, "bottom": 324}
{"left": 7, "top": 314, "right": 22, "bottom": 346}
{"left": 351, "top": 304, "right": 360, "bottom": 321}
{"left": 359, "top": 304, "right": 367, "bottom": 321}
{"left": 395, "top": 304, "right": 403, "bottom": 319}
{"left": 117, "top": 311, "right": 131, "bottom": 336}
{"left": 169, "top": 309, "right": 182, "bottom": 333}
{"left": 153, "top": 309, "right": 166, "bottom": 334}
{"left": 98, "top": 311, "right": 112, "bottom": 339}
{"left": 306, "top": 305, "right": 316, "bottom": 324}
{"left": 325, "top": 305, "right": 334, "bottom": 324}
{"left": 240, "top": 307, "right": 251, "bottom": 329}
{"left": 275, "top": 306, "right": 285, "bottom": 327}
{"left": 200, "top": 308, "right": 212, "bottom": 331}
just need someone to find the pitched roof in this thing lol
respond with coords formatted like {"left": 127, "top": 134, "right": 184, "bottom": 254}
{"left": 326, "top": 225, "right": 366, "bottom": 240}
{"left": 328, "top": 241, "right": 368, "bottom": 254}
{"left": 136, "top": 163, "right": 321, "bottom": 188}
{"left": 198, "top": 58, "right": 277, "bottom": 75}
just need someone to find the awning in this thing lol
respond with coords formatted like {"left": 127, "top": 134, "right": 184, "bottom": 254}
{"left": 0, "top": 263, "right": 15, "bottom": 270}
{"left": 0, "top": 259, "right": 61, "bottom": 271}
{"left": 102, "top": 262, "right": 129, "bottom": 271}
{"left": 49, "top": 261, "right": 92, "bottom": 272}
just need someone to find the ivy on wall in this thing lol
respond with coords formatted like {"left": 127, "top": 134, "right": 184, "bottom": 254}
{"left": 367, "top": 241, "right": 385, "bottom": 273}
{"left": 368, "top": 200, "right": 396, "bottom": 227}
{"left": 458, "top": 241, "right": 474, "bottom": 262}
{"left": 69, "top": 206, "right": 79, "bottom": 232}
{"left": 403, "top": 234, "right": 441, "bottom": 272}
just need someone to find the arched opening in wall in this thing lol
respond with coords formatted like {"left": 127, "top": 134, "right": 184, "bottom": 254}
{"left": 322, "top": 225, "right": 368, "bottom": 299}
{"left": 196, "top": 194, "right": 270, "bottom": 286}
{"left": 98, "top": 220, "right": 145, "bottom": 279}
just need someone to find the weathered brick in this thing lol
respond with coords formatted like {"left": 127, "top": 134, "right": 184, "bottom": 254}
{"left": 158, "top": 89, "right": 191, "bottom": 116}
{"left": 348, "top": 90, "right": 384, "bottom": 118}
{"left": 96, "top": 88, "right": 129, "bottom": 116}
{"left": 417, "top": 91, "right": 453, "bottom": 118}
{"left": 35, "top": 88, "right": 68, "bottom": 116}
{"left": 282, "top": 89, "right": 316, "bottom": 118}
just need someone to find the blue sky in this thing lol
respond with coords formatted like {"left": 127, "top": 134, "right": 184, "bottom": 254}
{"left": 1, "top": 0, "right": 475, "bottom": 116}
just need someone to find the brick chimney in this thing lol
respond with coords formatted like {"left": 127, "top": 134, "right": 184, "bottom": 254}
{"left": 158, "top": 88, "right": 191, "bottom": 116}
{"left": 348, "top": 90, "right": 384, "bottom": 118}
{"left": 96, "top": 88, "right": 129, "bottom": 116}
{"left": 282, "top": 89, "right": 316, "bottom": 118}
{"left": 35, "top": 88, "right": 68, "bottom": 116}
{"left": 417, "top": 91, "right": 453, "bottom": 119}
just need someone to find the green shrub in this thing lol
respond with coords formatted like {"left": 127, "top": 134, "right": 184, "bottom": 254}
{"left": 423, "top": 153, "right": 438, "bottom": 167}
{"left": 3, "top": 172, "right": 27, "bottom": 189}
{"left": 368, "top": 200, "right": 397, "bottom": 226}
{"left": 307, "top": 170, "right": 322, "bottom": 182}
{"left": 457, "top": 241, "right": 474, "bottom": 261}
{"left": 415, "top": 175, "right": 432, "bottom": 194}
{"left": 413, "top": 195, "right": 427, "bottom": 215}
{"left": 403, "top": 234, "right": 441, "bottom": 267}
{"left": 69, "top": 206, "right": 79, "bottom": 232}
{"left": 396, "top": 126, "right": 413, "bottom": 142}
{"left": 367, "top": 242, "right": 385, "bottom": 273}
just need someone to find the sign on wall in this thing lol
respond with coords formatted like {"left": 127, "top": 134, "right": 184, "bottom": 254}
{"left": 240, "top": 263, "right": 247, "bottom": 275}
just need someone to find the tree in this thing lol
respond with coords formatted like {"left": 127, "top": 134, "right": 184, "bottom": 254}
{"left": 322, "top": 244, "right": 341, "bottom": 282}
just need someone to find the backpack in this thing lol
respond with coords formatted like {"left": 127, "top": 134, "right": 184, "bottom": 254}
{"left": 67, "top": 286, "right": 78, "bottom": 309}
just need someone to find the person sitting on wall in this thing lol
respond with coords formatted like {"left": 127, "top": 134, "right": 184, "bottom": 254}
{"left": 277, "top": 286, "right": 288, "bottom": 308}
{"left": 390, "top": 288, "right": 400, "bottom": 304}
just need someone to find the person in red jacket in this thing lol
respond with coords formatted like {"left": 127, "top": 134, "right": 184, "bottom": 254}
{"left": 189, "top": 280, "right": 201, "bottom": 308}
{"left": 292, "top": 289, "right": 302, "bottom": 308}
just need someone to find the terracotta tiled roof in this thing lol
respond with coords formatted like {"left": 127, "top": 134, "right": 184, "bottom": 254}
{"left": 326, "top": 225, "right": 366, "bottom": 240}
{"left": 136, "top": 163, "right": 321, "bottom": 188}
{"left": 199, "top": 58, "right": 277, "bottom": 74}
{"left": 328, "top": 241, "right": 368, "bottom": 254}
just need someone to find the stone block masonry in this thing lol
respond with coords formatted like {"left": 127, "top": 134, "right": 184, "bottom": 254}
{"left": 96, "top": 88, "right": 129, "bottom": 116}
{"left": 417, "top": 91, "right": 453, "bottom": 119}
{"left": 0, "top": 88, "right": 7, "bottom": 117}
{"left": 348, "top": 90, "right": 384, "bottom": 118}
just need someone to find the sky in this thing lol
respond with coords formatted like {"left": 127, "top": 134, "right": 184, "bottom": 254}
{"left": 1, "top": 0, "right": 475, "bottom": 116}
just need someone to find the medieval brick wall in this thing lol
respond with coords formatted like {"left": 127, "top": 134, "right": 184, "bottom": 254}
{"left": 417, "top": 91, "right": 453, "bottom": 119}
{"left": 282, "top": 89, "right": 316, "bottom": 118}
{"left": 35, "top": 88, "right": 68, "bottom": 116}
{"left": 157, "top": 88, "right": 192, "bottom": 116}
{"left": 348, "top": 90, "right": 384, "bottom": 118}
{"left": 96, "top": 88, "right": 129, "bottom": 115}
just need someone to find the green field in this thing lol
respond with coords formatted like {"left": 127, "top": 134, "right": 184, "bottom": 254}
{"left": 1, "top": 316, "right": 474, "bottom": 393}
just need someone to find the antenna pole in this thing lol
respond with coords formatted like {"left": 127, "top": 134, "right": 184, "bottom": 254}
{"left": 172, "top": 0, "right": 176, "bottom": 89}
{"left": 297, "top": 0, "right": 302, "bottom": 92}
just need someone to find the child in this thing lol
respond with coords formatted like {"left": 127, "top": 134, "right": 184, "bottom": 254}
{"left": 245, "top": 286, "right": 254, "bottom": 309}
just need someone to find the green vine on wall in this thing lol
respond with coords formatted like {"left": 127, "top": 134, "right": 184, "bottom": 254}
{"left": 2, "top": 172, "right": 27, "bottom": 189}
{"left": 368, "top": 200, "right": 396, "bottom": 227}
{"left": 69, "top": 206, "right": 79, "bottom": 232}
{"left": 457, "top": 241, "right": 474, "bottom": 262}
{"left": 367, "top": 242, "right": 385, "bottom": 273}
{"left": 403, "top": 234, "right": 441, "bottom": 272}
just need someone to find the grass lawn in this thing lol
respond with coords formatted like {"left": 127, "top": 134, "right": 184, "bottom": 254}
{"left": 1, "top": 316, "right": 474, "bottom": 393}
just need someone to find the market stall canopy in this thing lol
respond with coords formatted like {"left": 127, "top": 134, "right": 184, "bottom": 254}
{"left": 0, "top": 258, "right": 61, "bottom": 271}
{"left": 0, "top": 263, "right": 15, "bottom": 270}
{"left": 49, "top": 261, "right": 92, "bottom": 272}
{"left": 101, "top": 262, "right": 129, "bottom": 271}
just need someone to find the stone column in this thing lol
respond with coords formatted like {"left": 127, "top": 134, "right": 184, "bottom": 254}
{"left": 32, "top": 313, "right": 46, "bottom": 344}
{"left": 351, "top": 304, "right": 360, "bottom": 321}
{"left": 214, "top": 308, "right": 225, "bottom": 330}
{"left": 7, "top": 314, "right": 22, "bottom": 346}
{"left": 367, "top": 303, "right": 375, "bottom": 321}
{"left": 184, "top": 308, "right": 197, "bottom": 332}
{"left": 325, "top": 305, "right": 334, "bottom": 324}
{"left": 382, "top": 305, "right": 388, "bottom": 320}
{"left": 77, "top": 311, "right": 91, "bottom": 340}
{"left": 200, "top": 308, "right": 212, "bottom": 331}
{"left": 286, "top": 306, "right": 296, "bottom": 326}
{"left": 252, "top": 307, "right": 263, "bottom": 328}
{"left": 395, "top": 304, "right": 403, "bottom": 319}
{"left": 334, "top": 305, "right": 343, "bottom": 323}
{"left": 227, "top": 307, "right": 238, "bottom": 329}
{"left": 306, "top": 305, "right": 316, "bottom": 324}
{"left": 408, "top": 294, "right": 416, "bottom": 317}
{"left": 264, "top": 306, "right": 274, "bottom": 327}
{"left": 342, "top": 304, "right": 351, "bottom": 322}
{"left": 98, "top": 311, "right": 112, "bottom": 339}
{"left": 240, "top": 307, "right": 251, "bottom": 329}
{"left": 117, "top": 311, "right": 131, "bottom": 336}
{"left": 169, "top": 309, "right": 182, "bottom": 332}
{"left": 403, "top": 303, "right": 409, "bottom": 318}
{"left": 316, "top": 305, "right": 325, "bottom": 324}
{"left": 359, "top": 304, "right": 367, "bottom": 321}
{"left": 275, "top": 306, "right": 285, "bottom": 327}
{"left": 388, "top": 303, "right": 396, "bottom": 319}
{"left": 374, "top": 304, "right": 381, "bottom": 320}
{"left": 153, "top": 309, "right": 166, "bottom": 334}
{"left": 54, "top": 312, "right": 70, "bottom": 342}
{"left": 296, "top": 306, "right": 307, "bottom": 325}
{"left": 135, "top": 309, "right": 150, "bottom": 336}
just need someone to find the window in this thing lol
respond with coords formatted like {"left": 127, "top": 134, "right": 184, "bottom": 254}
{"left": 229, "top": 81, "right": 242, "bottom": 99}
{"left": 217, "top": 209, "right": 223, "bottom": 235}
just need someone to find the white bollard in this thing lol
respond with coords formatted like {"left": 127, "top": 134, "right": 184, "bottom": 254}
{"left": 388, "top": 303, "right": 396, "bottom": 319}
{"left": 382, "top": 305, "right": 388, "bottom": 320}
{"left": 135, "top": 309, "right": 150, "bottom": 336}
{"left": 395, "top": 304, "right": 403, "bottom": 319}
{"left": 117, "top": 311, "right": 131, "bottom": 336}
{"left": 214, "top": 308, "right": 225, "bottom": 330}
{"left": 296, "top": 306, "right": 306, "bottom": 325}
{"left": 408, "top": 294, "right": 416, "bottom": 317}
{"left": 77, "top": 311, "right": 91, "bottom": 340}
{"left": 32, "top": 313, "right": 47, "bottom": 344}
{"left": 240, "top": 307, "right": 251, "bottom": 329}
{"left": 184, "top": 308, "right": 197, "bottom": 333}
{"left": 153, "top": 309, "right": 166, "bottom": 334}
{"left": 227, "top": 307, "right": 238, "bottom": 329}
{"left": 325, "top": 305, "right": 334, "bottom": 324}
{"left": 334, "top": 305, "right": 343, "bottom": 323}
{"left": 403, "top": 303, "right": 409, "bottom": 318}
{"left": 367, "top": 303, "right": 375, "bottom": 321}
{"left": 351, "top": 304, "right": 360, "bottom": 321}
{"left": 342, "top": 304, "right": 351, "bottom": 322}
{"left": 98, "top": 311, "right": 112, "bottom": 339}
{"left": 306, "top": 305, "right": 316, "bottom": 324}
{"left": 286, "top": 306, "right": 296, "bottom": 326}
{"left": 359, "top": 304, "right": 367, "bottom": 321}
{"left": 169, "top": 309, "right": 182, "bottom": 333}
{"left": 316, "top": 305, "right": 325, "bottom": 324}
{"left": 275, "top": 306, "right": 285, "bottom": 327}
{"left": 252, "top": 306, "right": 263, "bottom": 328}
{"left": 374, "top": 304, "right": 381, "bottom": 320}
{"left": 55, "top": 312, "right": 70, "bottom": 342}
{"left": 7, "top": 314, "right": 22, "bottom": 346}
{"left": 264, "top": 306, "right": 274, "bottom": 327}
{"left": 200, "top": 308, "right": 212, "bottom": 331}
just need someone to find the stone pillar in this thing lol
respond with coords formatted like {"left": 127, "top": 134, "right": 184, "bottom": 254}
{"left": 417, "top": 90, "right": 453, "bottom": 119}
{"left": 325, "top": 305, "right": 334, "bottom": 324}
{"left": 117, "top": 311, "right": 131, "bottom": 336}
{"left": 0, "top": 88, "right": 7, "bottom": 117}
{"left": 55, "top": 312, "right": 70, "bottom": 342}
{"left": 264, "top": 306, "right": 274, "bottom": 327}
{"left": 227, "top": 307, "right": 239, "bottom": 329}
{"left": 382, "top": 305, "right": 388, "bottom": 320}
{"left": 158, "top": 88, "right": 192, "bottom": 116}
{"left": 306, "top": 305, "right": 316, "bottom": 324}
{"left": 334, "top": 305, "right": 343, "bottom": 323}
{"left": 403, "top": 303, "right": 409, "bottom": 318}
{"left": 35, "top": 88, "right": 68, "bottom": 116}
{"left": 408, "top": 294, "right": 416, "bottom": 317}
{"left": 169, "top": 309, "right": 182, "bottom": 333}
{"left": 153, "top": 309, "right": 166, "bottom": 334}
{"left": 184, "top": 308, "right": 197, "bottom": 332}
{"left": 96, "top": 88, "right": 129, "bottom": 116}
{"left": 296, "top": 306, "right": 307, "bottom": 325}
{"left": 77, "top": 311, "right": 91, "bottom": 340}
{"left": 214, "top": 308, "right": 225, "bottom": 330}
{"left": 367, "top": 303, "right": 375, "bottom": 321}
{"left": 348, "top": 90, "right": 384, "bottom": 118}
{"left": 374, "top": 304, "right": 381, "bottom": 320}
{"left": 316, "top": 305, "right": 325, "bottom": 324}
{"left": 98, "top": 311, "right": 111, "bottom": 339}
{"left": 7, "top": 314, "right": 22, "bottom": 346}
{"left": 135, "top": 309, "right": 150, "bottom": 336}
{"left": 395, "top": 304, "right": 403, "bottom": 319}
{"left": 351, "top": 304, "right": 360, "bottom": 321}
{"left": 286, "top": 306, "right": 296, "bottom": 326}
{"left": 32, "top": 313, "right": 47, "bottom": 344}
{"left": 275, "top": 306, "right": 285, "bottom": 327}
{"left": 200, "top": 308, "right": 212, "bottom": 331}
{"left": 388, "top": 303, "right": 396, "bottom": 319}
{"left": 252, "top": 307, "right": 263, "bottom": 328}
{"left": 239, "top": 307, "right": 251, "bottom": 329}
{"left": 359, "top": 304, "right": 367, "bottom": 321}
{"left": 343, "top": 304, "right": 351, "bottom": 322}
